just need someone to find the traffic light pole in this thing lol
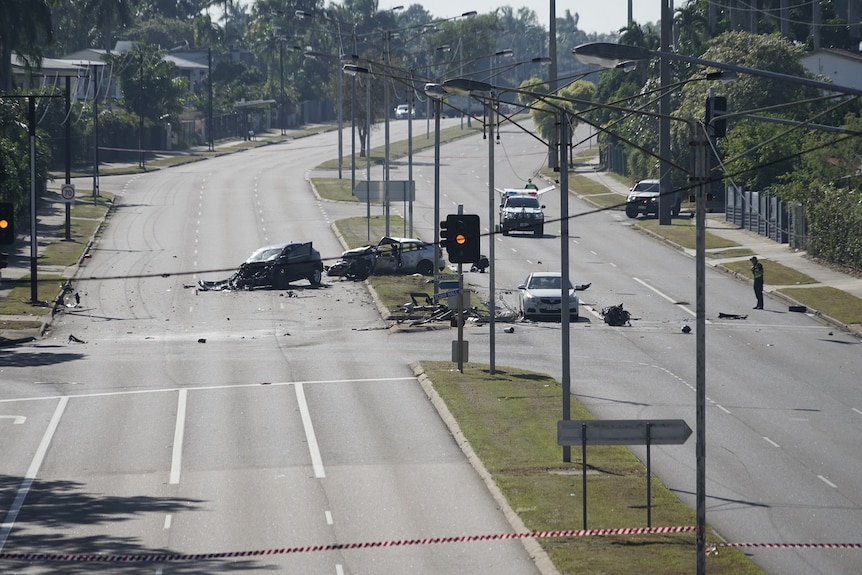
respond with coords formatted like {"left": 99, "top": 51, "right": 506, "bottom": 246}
{"left": 457, "top": 260, "right": 464, "bottom": 373}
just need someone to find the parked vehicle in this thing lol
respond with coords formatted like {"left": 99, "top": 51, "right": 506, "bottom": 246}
{"left": 518, "top": 271, "right": 580, "bottom": 321}
{"left": 327, "top": 237, "right": 445, "bottom": 279}
{"left": 394, "top": 104, "right": 415, "bottom": 119}
{"left": 198, "top": 242, "right": 323, "bottom": 290}
{"left": 625, "top": 179, "right": 682, "bottom": 218}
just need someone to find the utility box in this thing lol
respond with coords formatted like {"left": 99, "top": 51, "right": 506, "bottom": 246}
{"left": 451, "top": 340, "right": 469, "bottom": 363}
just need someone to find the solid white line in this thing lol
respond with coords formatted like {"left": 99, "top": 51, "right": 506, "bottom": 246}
{"left": 818, "top": 475, "right": 837, "bottom": 488}
{"left": 853, "top": 408, "right": 862, "bottom": 416}
{"left": 0, "top": 377, "right": 416, "bottom": 405}
{"left": 632, "top": 277, "right": 699, "bottom": 319}
{"left": 0, "top": 396, "right": 68, "bottom": 550}
{"left": 170, "top": 389, "right": 187, "bottom": 485}
{"left": 763, "top": 436, "right": 780, "bottom": 448}
{"left": 296, "top": 383, "right": 325, "bottom": 478}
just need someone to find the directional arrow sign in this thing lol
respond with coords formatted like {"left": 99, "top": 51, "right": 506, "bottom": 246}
{"left": 557, "top": 419, "right": 692, "bottom": 446}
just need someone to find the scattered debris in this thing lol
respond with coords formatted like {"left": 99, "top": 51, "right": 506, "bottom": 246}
{"left": 789, "top": 305, "right": 807, "bottom": 313}
{"left": 681, "top": 325, "right": 691, "bottom": 334}
{"left": 471, "top": 256, "right": 490, "bottom": 273}
{"left": 68, "top": 334, "right": 86, "bottom": 344}
{"left": 718, "top": 312, "right": 748, "bottom": 320}
{"left": 601, "top": 304, "right": 631, "bottom": 326}
{"left": 504, "top": 326, "right": 515, "bottom": 333}
{"left": 197, "top": 338, "right": 206, "bottom": 343}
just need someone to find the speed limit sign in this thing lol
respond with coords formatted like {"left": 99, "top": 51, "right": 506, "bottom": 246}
{"left": 60, "top": 183, "right": 76, "bottom": 202}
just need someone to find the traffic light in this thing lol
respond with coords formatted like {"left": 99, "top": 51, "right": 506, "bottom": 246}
{"left": 0, "top": 202, "right": 14, "bottom": 245}
{"left": 443, "top": 214, "right": 481, "bottom": 264}
{"left": 705, "top": 95, "right": 727, "bottom": 138}
{"left": 440, "top": 217, "right": 453, "bottom": 252}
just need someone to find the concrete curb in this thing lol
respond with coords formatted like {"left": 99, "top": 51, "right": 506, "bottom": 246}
{"left": 409, "top": 361, "right": 561, "bottom": 575}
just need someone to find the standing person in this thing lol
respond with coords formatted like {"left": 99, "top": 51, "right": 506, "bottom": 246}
{"left": 750, "top": 256, "right": 764, "bottom": 309}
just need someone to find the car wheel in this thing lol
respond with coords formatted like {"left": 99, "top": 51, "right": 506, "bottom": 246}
{"left": 502, "top": 226, "right": 510, "bottom": 236}
{"left": 308, "top": 267, "right": 322, "bottom": 286}
{"left": 625, "top": 204, "right": 639, "bottom": 218}
{"left": 534, "top": 225, "right": 543, "bottom": 237}
{"left": 416, "top": 260, "right": 434, "bottom": 276}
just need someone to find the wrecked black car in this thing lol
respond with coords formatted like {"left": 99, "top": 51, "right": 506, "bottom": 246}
{"left": 199, "top": 242, "right": 324, "bottom": 290}
{"left": 327, "top": 237, "right": 445, "bottom": 281}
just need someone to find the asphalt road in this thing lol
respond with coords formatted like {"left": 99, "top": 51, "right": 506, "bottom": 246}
{"left": 0, "top": 123, "right": 542, "bottom": 574}
{"left": 403, "top": 121, "right": 862, "bottom": 574}
{"left": 1, "top": 118, "right": 860, "bottom": 574}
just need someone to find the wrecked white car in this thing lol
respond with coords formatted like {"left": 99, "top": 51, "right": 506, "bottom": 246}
{"left": 327, "top": 237, "right": 445, "bottom": 280}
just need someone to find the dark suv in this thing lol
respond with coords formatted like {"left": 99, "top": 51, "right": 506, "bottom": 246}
{"left": 234, "top": 242, "right": 323, "bottom": 289}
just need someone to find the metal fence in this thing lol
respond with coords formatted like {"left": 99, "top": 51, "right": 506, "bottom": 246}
{"left": 725, "top": 187, "right": 808, "bottom": 249}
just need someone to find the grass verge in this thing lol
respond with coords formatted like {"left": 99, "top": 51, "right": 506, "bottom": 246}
{"left": 418, "top": 361, "right": 764, "bottom": 574}
{"left": 721, "top": 259, "right": 816, "bottom": 286}
{"left": 635, "top": 218, "right": 739, "bottom": 251}
{"left": 314, "top": 122, "right": 483, "bottom": 188}
{"left": 0, "top": 274, "right": 65, "bottom": 315}
{"left": 778, "top": 286, "right": 862, "bottom": 324}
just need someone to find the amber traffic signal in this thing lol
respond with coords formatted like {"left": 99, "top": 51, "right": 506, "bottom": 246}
{"left": 441, "top": 214, "right": 480, "bottom": 264}
{"left": 0, "top": 203, "right": 14, "bottom": 245}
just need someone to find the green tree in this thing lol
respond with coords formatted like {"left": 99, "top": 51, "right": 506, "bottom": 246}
{"left": 81, "top": 0, "right": 136, "bottom": 53}
{"left": 0, "top": 0, "right": 55, "bottom": 92}
{"left": 674, "top": 1, "right": 711, "bottom": 56}
{"left": 110, "top": 45, "right": 186, "bottom": 124}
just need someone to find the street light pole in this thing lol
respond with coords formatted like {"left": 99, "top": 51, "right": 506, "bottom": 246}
{"left": 279, "top": 37, "right": 285, "bottom": 136}
{"left": 487, "top": 94, "right": 496, "bottom": 375}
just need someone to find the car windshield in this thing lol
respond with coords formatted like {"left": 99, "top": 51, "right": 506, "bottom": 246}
{"left": 245, "top": 246, "right": 284, "bottom": 263}
{"left": 633, "top": 181, "right": 659, "bottom": 193}
{"left": 528, "top": 275, "right": 571, "bottom": 290}
{"left": 508, "top": 197, "right": 539, "bottom": 208}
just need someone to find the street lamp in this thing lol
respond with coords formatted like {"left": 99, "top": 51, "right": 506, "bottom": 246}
{"left": 424, "top": 82, "right": 447, "bottom": 302}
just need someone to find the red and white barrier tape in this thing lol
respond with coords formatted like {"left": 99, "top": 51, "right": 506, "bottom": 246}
{"left": 1, "top": 525, "right": 858, "bottom": 563}
{"left": 0, "top": 525, "right": 695, "bottom": 563}
{"left": 707, "top": 542, "right": 862, "bottom": 554}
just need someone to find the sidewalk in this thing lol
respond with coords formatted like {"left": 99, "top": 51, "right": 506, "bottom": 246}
{"left": 575, "top": 167, "right": 862, "bottom": 335}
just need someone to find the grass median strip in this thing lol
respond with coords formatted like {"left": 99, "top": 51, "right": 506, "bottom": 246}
{"left": 418, "top": 361, "right": 763, "bottom": 574}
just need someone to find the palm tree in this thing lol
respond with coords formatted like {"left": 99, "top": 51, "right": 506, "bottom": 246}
{"left": 0, "top": 0, "right": 54, "bottom": 92}
{"left": 674, "top": 1, "right": 711, "bottom": 56}
{"left": 81, "top": 0, "right": 135, "bottom": 54}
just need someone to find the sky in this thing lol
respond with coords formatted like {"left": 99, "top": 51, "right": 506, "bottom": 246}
{"left": 378, "top": 1, "right": 664, "bottom": 34}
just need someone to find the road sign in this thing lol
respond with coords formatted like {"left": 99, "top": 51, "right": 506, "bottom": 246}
{"left": 557, "top": 419, "right": 692, "bottom": 446}
{"left": 61, "top": 183, "right": 76, "bottom": 202}
{"left": 353, "top": 180, "right": 415, "bottom": 202}
{"left": 433, "top": 288, "right": 461, "bottom": 302}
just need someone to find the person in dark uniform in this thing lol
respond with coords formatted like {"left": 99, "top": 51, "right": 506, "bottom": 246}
{"left": 750, "top": 256, "right": 764, "bottom": 309}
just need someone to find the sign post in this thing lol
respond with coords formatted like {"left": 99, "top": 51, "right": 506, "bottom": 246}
{"left": 558, "top": 419, "right": 692, "bottom": 528}
{"left": 61, "top": 183, "right": 75, "bottom": 241}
